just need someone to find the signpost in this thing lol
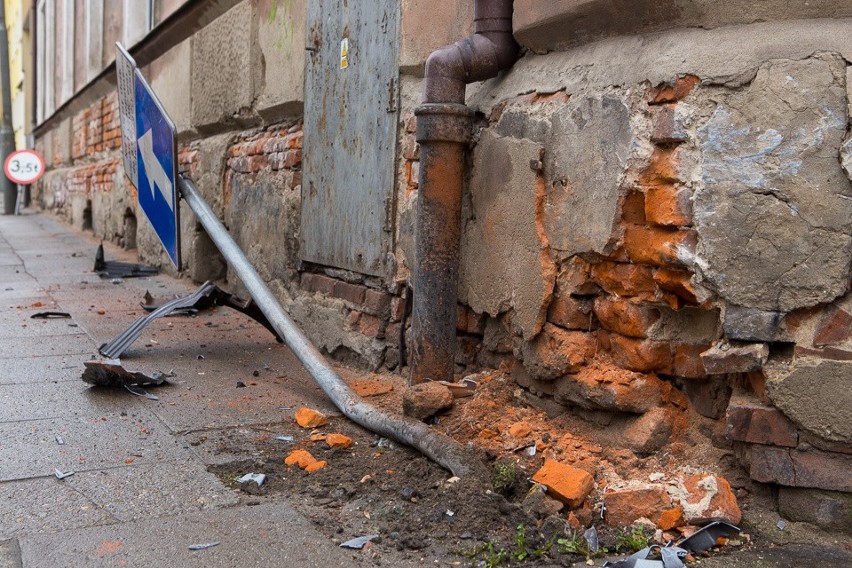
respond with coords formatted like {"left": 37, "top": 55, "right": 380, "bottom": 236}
{"left": 3, "top": 148, "right": 45, "bottom": 215}
{"left": 115, "top": 43, "right": 180, "bottom": 270}
{"left": 4, "top": 149, "right": 45, "bottom": 185}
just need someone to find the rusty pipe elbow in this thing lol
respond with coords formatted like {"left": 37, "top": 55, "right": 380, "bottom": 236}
{"left": 422, "top": 0, "right": 518, "bottom": 104}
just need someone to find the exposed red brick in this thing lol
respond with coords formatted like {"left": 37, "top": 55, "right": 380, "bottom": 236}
{"left": 653, "top": 268, "right": 698, "bottom": 304}
{"left": 390, "top": 296, "right": 406, "bottom": 322}
{"left": 604, "top": 486, "right": 672, "bottom": 527}
{"left": 813, "top": 305, "right": 852, "bottom": 347}
{"left": 283, "top": 149, "right": 302, "bottom": 168}
{"left": 726, "top": 395, "right": 799, "bottom": 447}
{"left": 300, "top": 273, "right": 336, "bottom": 296}
{"left": 531, "top": 459, "right": 595, "bottom": 508}
{"left": 557, "top": 256, "right": 599, "bottom": 296}
{"left": 747, "top": 445, "right": 852, "bottom": 492}
{"left": 640, "top": 147, "right": 682, "bottom": 186}
{"left": 522, "top": 324, "right": 598, "bottom": 380}
{"left": 363, "top": 289, "right": 391, "bottom": 316}
{"left": 557, "top": 361, "right": 665, "bottom": 413}
{"left": 701, "top": 342, "right": 768, "bottom": 374}
{"left": 548, "top": 295, "right": 597, "bottom": 330}
{"left": 645, "top": 184, "right": 692, "bottom": 227}
{"left": 672, "top": 343, "right": 710, "bottom": 378}
{"left": 285, "top": 449, "right": 317, "bottom": 468}
{"left": 607, "top": 333, "right": 673, "bottom": 374}
{"left": 402, "top": 136, "right": 419, "bottom": 160}
{"left": 621, "top": 190, "right": 647, "bottom": 224}
{"left": 591, "top": 261, "right": 658, "bottom": 300}
{"left": 649, "top": 74, "right": 699, "bottom": 105}
{"left": 332, "top": 280, "right": 367, "bottom": 305}
{"left": 623, "top": 226, "right": 696, "bottom": 267}
{"left": 593, "top": 297, "right": 660, "bottom": 338}
{"left": 405, "top": 115, "right": 417, "bottom": 133}
{"left": 355, "top": 312, "right": 382, "bottom": 338}
{"left": 651, "top": 104, "right": 689, "bottom": 144}
{"left": 509, "top": 421, "right": 533, "bottom": 439}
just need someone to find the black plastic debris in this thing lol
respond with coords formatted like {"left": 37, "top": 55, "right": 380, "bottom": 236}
{"left": 678, "top": 521, "right": 741, "bottom": 553}
{"left": 30, "top": 311, "right": 71, "bottom": 319}
{"left": 82, "top": 360, "right": 171, "bottom": 400}
{"left": 584, "top": 526, "right": 599, "bottom": 553}
{"left": 99, "top": 281, "right": 283, "bottom": 359}
{"left": 94, "top": 243, "right": 159, "bottom": 279}
{"left": 187, "top": 542, "right": 220, "bottom": 551}
{"left": 339, "top": 535, "right": 379, "bottom": 549}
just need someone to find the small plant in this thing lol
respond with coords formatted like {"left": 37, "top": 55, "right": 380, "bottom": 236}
{"left": 492, "top": 461, "right": 516, "bottom": 494}
{"left": 557, "top": 530, "right": 590, "bottom": 558}
{"left": 479, "top": 541, "right": 508, "bottom": 568}
{"left": 512, "top": 524, "right": 528, "bottom": 561}
{"left": 615, "top": 525, "right": 651, "bottom": 553}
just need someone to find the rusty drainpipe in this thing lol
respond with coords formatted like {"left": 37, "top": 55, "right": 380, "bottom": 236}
{"left": 410, "top": 0, "right": 519, "bottom": 384}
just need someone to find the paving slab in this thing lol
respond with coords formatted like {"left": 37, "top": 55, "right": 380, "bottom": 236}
{"left": 0, "top": 538, "right": 22, "bottom": 568}
{"left": 63, "top": 461, "right": 238, "bottom": 522}
{"left": 0, "top": 477, "right": 117, "bottom": 540}
{"left": 18, "top": 503, "right": 370, "bottom": 568}
{"left": 0, "top": 379, "right": 146, "bottom": 423}
{"left": 0, "top": 333, "right": 94, "bottom": 359}
{"left": 0, "top": 354, "right": 87, "bottom": 385}
{"left": 0, "top": 409, "right": 196, "bottom": 481}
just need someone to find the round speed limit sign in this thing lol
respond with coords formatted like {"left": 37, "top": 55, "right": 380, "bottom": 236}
{"left": 4, "top": 149, "right": 45, "bottom": 185}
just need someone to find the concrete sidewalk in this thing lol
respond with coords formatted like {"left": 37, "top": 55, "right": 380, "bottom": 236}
{"left": 0, "top": 212, "right": 368, "bottom": 567}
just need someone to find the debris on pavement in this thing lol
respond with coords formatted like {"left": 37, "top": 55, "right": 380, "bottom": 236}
{"left": 30, "top": 311, "right": 71, "bottom": 319}
{"left": 237, "top": 473, "right": 266, "bottom": 495}
{"left": 339, "top": 535, "right": 379, "bottom": 549}
{"left": 284, "top": 449, "right": 327, "bottom": 472}
{"left": 94, "top": 243, "right": 159, "bottom": 279}
{"left": 54, "top": 468, "right": 75, "bottom": 480}
{"left": 583, "top": 526, "right": 599, "bottom": 553}
{"left": 603, "top": 545, "right": 689, "bottom": 568}
{"left": 55, "top": 435, "right": 64, "bottom": 445}
{"left": 82, "top": 360, "right": 171, "bottom": 388}
{"left": 295, "top": 407, "right": 328, "bottom": 428}
{"left": 99, "top": 281, "right": 283, "bottom": 359}
{"left": 187, "top": 542, "right": 220, "bottom": 551}
{"left": 274, "top": 435, "right": 294, "bottom": 443}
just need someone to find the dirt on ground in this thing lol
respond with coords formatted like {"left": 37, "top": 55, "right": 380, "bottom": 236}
{"left": 205, "top": 368, "right": 852, "bottom": 567}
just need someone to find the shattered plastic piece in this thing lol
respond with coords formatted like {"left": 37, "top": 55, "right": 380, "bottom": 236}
{"left": 237, "top": 473, "right": 266, "bottom": 487}
{"left": 54, "top": 468, "right": 75, "bottom": 480}
{"left": 677, "top": 521, "right": 741, "bottom": 553}
{"left": 30, "top": 312, "right": 71, "bottom": 319}
{"left": 584, "top": 526, "right": 599, "bottom": 553}
{"left": 275, "top": 436, "right": 294, "bottom": 443}
{"left": 110, "top": 278, "right": 123, "bottom": 285}
{"left": 82, "top": 360, "right": 170, "bottom": 389}
{"left": 124, "top": 384, "right": 158, "bottom": 400}
{"left": 55, "top": 435, "right": 64, "bottom": 445}
{"left": 339, "top": 535, "right": 379, "bottom": 549}
{"left": 375, "top": 437, "right": 396, "bottom": 449}
{"left": 94, "top": 243, "right": 159, "bottom": 279}
{"left": 776, "top": 520, "right": 787, "bottom": 531}
{"left": 604, "top": 546, "right": 688, "bottom": 568}
{"left": 525, "top": 444, "right": 537, "bottom": 457}
{"left": 187, "top": 542, "right": 220, "bottom": 550}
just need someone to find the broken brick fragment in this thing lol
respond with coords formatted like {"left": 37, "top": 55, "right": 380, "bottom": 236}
{"left": 285, "top": 449, "right": 317, "bottom": 469}
{"left": 604, "top": 486, "right": 672, "bottom": 527}
{"left": 508, "top": 421, "right": 533, "bottom": 439}
{"left": 304, "top": 460, "right": 328, "bottom": 473}
{"left": 657, "top": 505, "right": 685, "bottom": 531}
{"left": 531, "top": 459, "right": 594, "bottom": 508}
{"left": 326, "top": 433, "right": 353, "bottom": 449}
{"left": 295, "top": 407, "right": 328, "bottom": 428}
{"left": 677, "top": 474, "right": 742, "bottom": 525}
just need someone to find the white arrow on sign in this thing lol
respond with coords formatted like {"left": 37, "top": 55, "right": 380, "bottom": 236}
{"left": 138, "top": 128, "right": 174, "bottom": 211}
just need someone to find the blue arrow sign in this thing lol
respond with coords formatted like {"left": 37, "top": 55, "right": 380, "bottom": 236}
{"left": 134, "top": 68, "right": 181, "bottom": 270}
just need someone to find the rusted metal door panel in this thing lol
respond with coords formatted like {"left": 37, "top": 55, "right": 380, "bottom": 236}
{"left": 301, "top": 0, "right": 400, "bottom": 277}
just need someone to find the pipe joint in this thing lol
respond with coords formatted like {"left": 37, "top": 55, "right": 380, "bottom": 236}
{"left": 415, "top": 104, "right": 475, "bottom": 145}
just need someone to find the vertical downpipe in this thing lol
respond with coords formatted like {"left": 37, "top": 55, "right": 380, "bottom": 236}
{"left": 410, "top": 0, "right": 518, "bottom": 384}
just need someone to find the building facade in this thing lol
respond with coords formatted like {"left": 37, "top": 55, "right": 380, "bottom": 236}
{"left": 24, "top": 0, "right": 852, "bottom": 530}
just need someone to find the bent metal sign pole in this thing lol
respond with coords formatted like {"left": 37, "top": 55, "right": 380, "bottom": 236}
{"left": 115, "top": 43, "right": 180, "bottom": 270}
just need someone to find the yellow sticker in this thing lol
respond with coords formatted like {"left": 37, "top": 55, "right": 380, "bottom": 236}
{"left": 340, "top": 38, "right": 349, "bottom": 69}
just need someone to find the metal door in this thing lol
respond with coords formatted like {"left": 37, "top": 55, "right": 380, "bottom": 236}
{"left": 301, "top": 0, "right": 400, "bottom": 277}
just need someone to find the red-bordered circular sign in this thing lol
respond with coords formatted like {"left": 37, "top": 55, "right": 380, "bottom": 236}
{"left": 4, "top": 149, "right": 45, "bottom": 184}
